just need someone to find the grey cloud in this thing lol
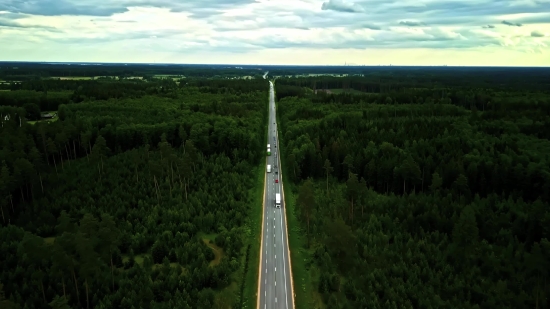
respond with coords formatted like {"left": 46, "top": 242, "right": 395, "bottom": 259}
{"left": 212, "top": 14, "right": 306, "bottom": 32}
{"left": 502, "top": 20, "right": 522, "bottom": 27}
{"left": 320, "top": 0, "right": 548, "bottom": 28}
{"left": 245, "top": 26, "right": 500, "bottom": 50}
{"left": 127, "top": 0, "right": 255, "bottom": 18}
{"left": 531, "top": 30, "right": 545, "bottom": 37}
{"left": 0, "top": 18, "right": 58, "bottom": 30}
{"left": 0, "top": 12, "right": 27, "bottom": 19}
{"left": 482, "top": 25, "right": 495, "bottom": 28}
{"left": 399, "top": 21, "right": 426, "bottom": 26}
{"left": 357, "top": 23, "right": 382, "bottom": 30}
{"left": 0, "top": 0, "right": 255, "bottom": 18}
{"left": 321, "top": 0, "right": 364, "bottom": 13}
{"left": 0, "top": 0, "right": 128, "bottom": 16}
{"left": 251, "top": 36, "right": 494, "bottom": 50}
{"left": 396, "top": 1, "right": 544, "bottom": 20}
{"left": 51, "top": 29, "right": 184, "bottom": 44}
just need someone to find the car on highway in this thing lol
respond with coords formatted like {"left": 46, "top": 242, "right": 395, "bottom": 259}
{"left": 275, "top": 179, "right": 278, "bottom": 183}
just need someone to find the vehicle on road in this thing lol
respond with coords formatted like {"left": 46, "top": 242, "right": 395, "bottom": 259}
{"left": 275, "top": 193, "right": 281, "bottom": 208}
{"left": 275, "top": 179, "right": 278, "bottom": 183}
{"left": 267, "top": 165, "right": 271, "bottom": 173}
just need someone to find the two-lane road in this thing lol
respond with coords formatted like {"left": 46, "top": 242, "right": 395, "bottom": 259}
{"left": 258, "top": 81, "right": 294, "bottom": 309}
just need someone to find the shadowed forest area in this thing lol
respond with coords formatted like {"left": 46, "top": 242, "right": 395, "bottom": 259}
{"left": 1, "top": 64, "right": 549, "bottom": 309}
{"left": 276, "top": 70, "right": 550, "bottom": 309}
{"left": 0, "top": 71, "right": 269, "bottom": 308}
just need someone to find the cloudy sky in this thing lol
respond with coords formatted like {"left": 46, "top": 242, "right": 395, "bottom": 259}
{"left": 0, "top": 0, "right": 549, "bottom": 65}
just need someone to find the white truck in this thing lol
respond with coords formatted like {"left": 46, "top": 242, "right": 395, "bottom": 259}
{"left": 275, "top": 193, "right": 281, "bottom": 208}
{"left": 267, "top": 165, "right": 271, "bottom": 173}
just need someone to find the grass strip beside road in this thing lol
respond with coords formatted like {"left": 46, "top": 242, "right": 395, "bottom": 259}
{"left": 242, "top": 163, "right": 265, "bottom": 309}
{"left": 276, "top": 102, "right": 313, "bottom": 309}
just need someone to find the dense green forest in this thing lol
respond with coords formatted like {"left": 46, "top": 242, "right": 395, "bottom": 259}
{"left": 276, "top": 75, "right": 550, "bottom": 309}
{"left": 0, "top": 77, "right": 268, "bottom": 308}
{"left": 3, "top": 64, "right": 550, "bottom": 309}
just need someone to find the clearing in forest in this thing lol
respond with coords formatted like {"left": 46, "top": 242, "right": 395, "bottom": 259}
{"left": 200, "top": 234, "right": 224, "bottom": 266}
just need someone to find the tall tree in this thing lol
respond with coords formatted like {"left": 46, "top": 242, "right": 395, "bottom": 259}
{"left": 46, "top": 137, "right": 58, "bottom": 174}
{"left": 80, "top": 130, "right": 92, "bottom": 161}
{"left": 55, "top": 131, "right": 70, "bottom": 167}
{"left": 49, "top": 295, "right": 72, "bottom": 309}
{"left": 324, "top": 216, "right": 357, "bottom": 274}
{"left": 91, "top": 135, "right": 109, "bottom": 176}
{"left": 398, "top": 156, "right": 421, "bottom": 194}
{"left": 430, "top": 171, "right": 443, "bottom": 193}
{"left": 0, "top": 161, "right": 10, "bottom": 222}
{"left": 77, "top": 214, "right": 100, "bottom": 309}
{"left": 323, "top": 159, "right": 333, "bottom": 196}
{"left": 453, "top": 173, "right": 469, "bottom": 198}
{"left": 297, "top": 179, "right": 315, "bottom": 248}
{"left": 184, "top": 140, "right": 198, "bottom": 171}
{"left": 29, "top": 146, "right": 45, "bottom": 193}
{"left": 55, "top": 233, "right": 81, "bottom": 307}
{"left": 0, "top": 283, "right": 19, "bottom": 309}
{"left": 98, "top": 213, "right": 120, "bottom": 291}
{"left": 452, "top": 205, "right": 478, "bottom": 259}
{"left": 178, "top": 125, "right": 187, "bottom": 151}
{"left": 342, "top": 154, "right": 354, "bottom": 179}
{"left": 18, "top": 233, "right": 48, "bottom": 302}
{"left": 346, "top": 173, "right": 359, "bottom": 226}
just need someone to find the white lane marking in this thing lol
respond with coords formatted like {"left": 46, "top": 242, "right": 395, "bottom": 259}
{"left": 275, "top": 267, "right": 276, "bottom": 272}
{"left": 275, "top": 255, "right": 276, "bottom": 259}
{"left": 275, "top": 281, "right": 277, "bottom": 286}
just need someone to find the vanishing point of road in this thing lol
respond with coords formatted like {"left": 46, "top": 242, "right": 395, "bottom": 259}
{"left": 257, "top": 81, "right": 294, "bottom": 309}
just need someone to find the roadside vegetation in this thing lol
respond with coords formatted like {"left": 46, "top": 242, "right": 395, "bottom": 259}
{"left": 276, "top": 73, "right": 550, "bottom": 309}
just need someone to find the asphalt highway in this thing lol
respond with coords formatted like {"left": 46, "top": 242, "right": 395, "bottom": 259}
{"left": 258, "top": 81, "right": 294, "bottom": 309}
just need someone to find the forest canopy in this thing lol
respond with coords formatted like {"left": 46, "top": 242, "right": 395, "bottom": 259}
{"left": 0, "top": 77, "right": 268, "bottom": 309}
{"left": 276, "top": 74, "right": 550, "bottom": 309}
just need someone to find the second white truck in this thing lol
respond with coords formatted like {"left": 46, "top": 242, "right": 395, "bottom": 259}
{"left": 275, "top": 193, "right": 281, "bottom": 208}
{"left": 267, "top": 165, "right": 271, "bottom": 173}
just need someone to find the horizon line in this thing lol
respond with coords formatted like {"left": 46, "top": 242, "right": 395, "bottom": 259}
{"left": 0, "top": 61, "right": 549, "bottom": 68}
